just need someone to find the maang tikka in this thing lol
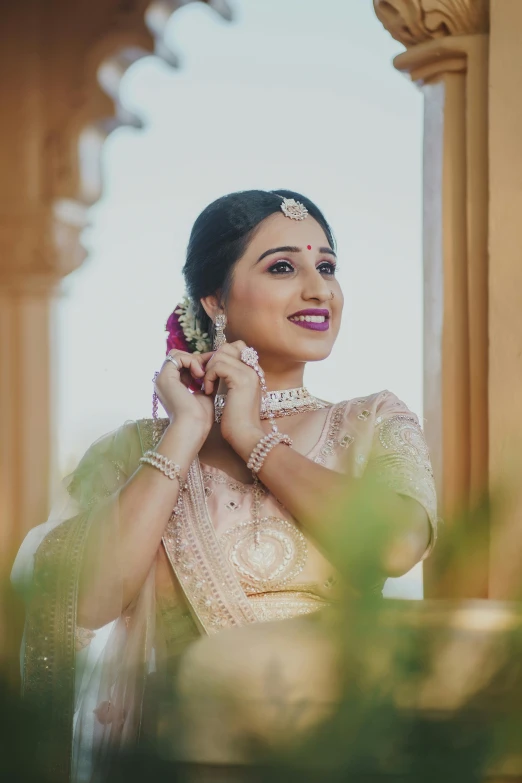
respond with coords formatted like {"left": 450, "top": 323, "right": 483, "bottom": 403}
{"left": 213, "top": 313, "right": 227, "bottom": 349}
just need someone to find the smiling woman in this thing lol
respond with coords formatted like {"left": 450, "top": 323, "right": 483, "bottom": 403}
{"left": 12, "top": 189, "right": 437, "bottom": 781}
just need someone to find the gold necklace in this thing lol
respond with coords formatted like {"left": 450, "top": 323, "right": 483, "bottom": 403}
{"left": 214, "top": 386, "right": 328, "bottom": 423}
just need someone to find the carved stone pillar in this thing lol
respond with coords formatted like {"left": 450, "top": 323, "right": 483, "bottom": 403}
{"left": 487, "top": 0, "right": 522, "bottom": 600}
{"left": 373, "top": 0, "right": 490, "bottom": 597}
{"left": 0, "top": 0, "right": 230, "bottom": 573}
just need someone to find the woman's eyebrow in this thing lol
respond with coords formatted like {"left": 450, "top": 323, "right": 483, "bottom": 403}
{"left": 256, "top": 246, "right": 337, "bottom": 263}
{"left": 256, "top": 246, "right": 300, "bottom": 263}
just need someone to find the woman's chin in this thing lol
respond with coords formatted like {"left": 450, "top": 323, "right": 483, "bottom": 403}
{"left": 278, "top": 340, "right": 334, "bottom": 363}
{"left": 288, "top": 330, "right": 336, "bottom": 361}
{"left": 259, "top": 328, "right": 336, "bottom": 363}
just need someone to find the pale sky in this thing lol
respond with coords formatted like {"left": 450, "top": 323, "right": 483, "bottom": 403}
{"left": 56, "top": 0, "right": 424, "bottom": 595}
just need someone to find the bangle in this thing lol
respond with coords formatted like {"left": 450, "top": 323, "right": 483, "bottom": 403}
{"left": 247, "top": 431, "right": 293, "bottom": 474}
{"left": 139, "top": 450, "right": 187, "bottom": 489}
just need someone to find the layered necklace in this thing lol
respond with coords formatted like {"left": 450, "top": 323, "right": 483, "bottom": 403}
{"left": 214, "top": 386, "right": 329, "bottom": 423}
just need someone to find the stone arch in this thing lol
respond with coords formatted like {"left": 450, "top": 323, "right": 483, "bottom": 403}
{"left": 0, "top": 0, "right": 232, "bottom": 580}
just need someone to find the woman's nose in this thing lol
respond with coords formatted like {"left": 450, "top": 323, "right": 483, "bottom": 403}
{"left": 301, "top": 271, "right": 332, "bottom": 302}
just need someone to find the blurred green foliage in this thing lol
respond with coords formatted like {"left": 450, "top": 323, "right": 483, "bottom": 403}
{"left": 2, "top": 477, "right": 522, "bottom": 782}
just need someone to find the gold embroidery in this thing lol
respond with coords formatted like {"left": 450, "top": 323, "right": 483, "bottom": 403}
{"left": 313, "top": 402, "right": 347, "bottom": 465}
{"left": 111, "top": 460, "right": 125, "bottom": 482}
{"left": 340, "top": 434, "right": 354, "bottom": 449}
{"left": 219, "top": 517, "right": 308, "bottom": 592}
{"left": 162, "top": 459, "right": 258, "bottom": 634}
{"left": 248, "top": 591, "right": 330, "bottom": 622}
{"left": 136, "top": 419, "right": 259, "bottom": 634}
{"left": 378, "top": 414, "right": 432, "bottom": 470}
{"left": 201, "top": 470, "right": 254, "bottom": 496}
{"left": 75, "top": 626, "right": 95, "bottom": 652}
{"left": 374, "top": 415, "right": 438, "bottom": 553}
{"left": 24, "top": 512, "right": 91, "bottom": 780}
{"left": 137, "top": 417, "right": 169, "bottom": 452}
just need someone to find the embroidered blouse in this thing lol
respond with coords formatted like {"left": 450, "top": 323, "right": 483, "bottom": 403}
{"left": 145, "top": 389, "right": 438, "bottom": 628}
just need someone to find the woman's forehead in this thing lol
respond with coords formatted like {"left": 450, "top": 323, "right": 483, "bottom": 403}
{"left": 248, "top": 213, "right": 329, "bottom": 253}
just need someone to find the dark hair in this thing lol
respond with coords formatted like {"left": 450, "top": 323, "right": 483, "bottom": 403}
{"left": 182, "top": 189, "right": 336, "bottom": 338}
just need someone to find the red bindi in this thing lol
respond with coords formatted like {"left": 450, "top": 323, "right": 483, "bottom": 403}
{"left": 307, "top": 245, "right": 312, "bottom": 250}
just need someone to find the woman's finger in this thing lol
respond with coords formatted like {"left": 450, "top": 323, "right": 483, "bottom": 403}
{"left": 203, "top": 356, "right": 227, "bottom": 395}
{"left": 188, "top": 356, "right": 205, "bottom": 377}
{"left": 198, "top": 351, "right": 214, "bottom": 365}
{"left": 212, "top": 341, "right": 247, "bottom": 361}
{"left": 163, "top": 351, "right": 205, "bottom": 379}
{"left": 164, "top": 350, "right": 191, "bottom": 369}
{"left": 203, "top": 355, "right": 249, "bottom": 396}
{"left": 156, "top": 353, "right": 197, "bottom": 394}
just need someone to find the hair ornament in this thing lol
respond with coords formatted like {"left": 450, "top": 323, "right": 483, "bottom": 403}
{"left": 166, "top": 296, "right": 211, "bottom": 355}
{"left": 277, "top": 195, "right": 309, "bottom": 221}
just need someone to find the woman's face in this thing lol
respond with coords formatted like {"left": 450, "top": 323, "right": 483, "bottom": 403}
{"left": 219, "top": 213, "right": 343, "bottom": 368}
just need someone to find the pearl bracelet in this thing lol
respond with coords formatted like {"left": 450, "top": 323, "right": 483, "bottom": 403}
{"left": 139, "top": 450, "right": 187, "bottom": 489}
{"left": 247, "top": 431, "right": 293, "bottom": 474}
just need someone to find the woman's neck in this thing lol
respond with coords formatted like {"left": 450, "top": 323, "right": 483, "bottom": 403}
{"left": 263, "top": 368, "right": 306, "bottom": 391}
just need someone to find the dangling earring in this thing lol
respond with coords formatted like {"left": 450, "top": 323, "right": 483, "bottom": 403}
{"left": 213, "top": 313, "right": 227, "bottom": 350}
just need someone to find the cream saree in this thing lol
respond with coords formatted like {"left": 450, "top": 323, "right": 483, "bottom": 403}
{"left": 11, "top": 389, "right": 437, "bottom": 782}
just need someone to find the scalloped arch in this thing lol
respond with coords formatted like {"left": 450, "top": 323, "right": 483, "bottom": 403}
{"left": 74, "top": 0, "right": 233, "bottom": 205}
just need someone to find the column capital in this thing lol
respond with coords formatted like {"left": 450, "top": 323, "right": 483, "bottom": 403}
{"left": 373, "top": 0, "right": 489, "bottom": 48}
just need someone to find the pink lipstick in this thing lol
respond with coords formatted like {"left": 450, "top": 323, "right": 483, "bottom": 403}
{"left": 288, "top": 308, "right": 330, "bottom": 332}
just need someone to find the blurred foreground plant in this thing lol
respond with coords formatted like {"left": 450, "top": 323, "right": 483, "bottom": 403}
{"left": 3, "top": 473, "right": 522, "bottom": 782}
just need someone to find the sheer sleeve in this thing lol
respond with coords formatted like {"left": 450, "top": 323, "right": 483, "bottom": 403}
{"left": 66, "top": 422, "right": 140, "bottom": 512}
{"left": 11, "top": 421, "right": 141, "bottom": 594}
{"left": 11, "top": 420, "right": 147, "bottom": 781}
{"left": 368, "top": 391, "right": 438, "bottom": 559}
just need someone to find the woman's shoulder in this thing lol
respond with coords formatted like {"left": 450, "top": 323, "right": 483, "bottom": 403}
{"left": 333, "top": 389, "right": 419, "bottom": 424}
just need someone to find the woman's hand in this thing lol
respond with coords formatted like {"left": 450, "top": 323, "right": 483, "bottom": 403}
{"left": 203, "top": 341, "right": 265, "bottom": 457}
{"left": 154, "top": 350, "right": 214, "bottom": 443}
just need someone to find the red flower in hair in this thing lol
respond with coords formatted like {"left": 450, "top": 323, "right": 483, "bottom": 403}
{"left": 166, "top": 309, "right": 191, "bottom": 354}
{"left": 165, "top": 299, "right": 209, "bottom": 391}
{"left": 165, "top": 297, "right": 210, "bottom": 355}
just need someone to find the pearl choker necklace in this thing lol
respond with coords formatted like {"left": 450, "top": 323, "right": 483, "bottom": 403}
{"left": 214, "top": 386, "right": 329, "bottom": 423}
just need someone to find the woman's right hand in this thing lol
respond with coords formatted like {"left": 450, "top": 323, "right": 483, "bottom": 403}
{"left": 154, "top": 350, "right": 214, "bottom": 439}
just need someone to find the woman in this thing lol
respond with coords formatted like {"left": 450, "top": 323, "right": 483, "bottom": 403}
{"left": 12, "top": 189, "right": 437, "bottom": 781}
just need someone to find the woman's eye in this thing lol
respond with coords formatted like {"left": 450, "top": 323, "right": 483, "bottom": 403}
{"left": 318, "top": 262, "right": 337, "bottom": 275}
{"left": 268, "top": 261, "right": 294, "bottom": 274}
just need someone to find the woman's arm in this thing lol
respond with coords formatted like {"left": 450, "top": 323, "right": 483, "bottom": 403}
{"left": 77, "top": 348, "right": 214, "bottom": 629}
{"left": 77, "top": 419, "right": 206, "bottom": 629}
{"left": 235, "top": 432, "right": 431, "bottom": 579}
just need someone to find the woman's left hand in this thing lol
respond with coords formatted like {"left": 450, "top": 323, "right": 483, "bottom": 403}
{"left": 203, "top": 341, "right": 265, "bottom": 458}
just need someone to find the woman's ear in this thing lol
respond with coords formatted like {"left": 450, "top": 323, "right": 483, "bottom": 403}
{"left": 200, "top": 294, "right": 223, "bottom": 322}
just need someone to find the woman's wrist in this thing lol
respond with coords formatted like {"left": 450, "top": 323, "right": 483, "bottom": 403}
{"left": 228, "top": 427, "right": 266, "bottom": 464}
{"left": 160, "top": 419, "right": 208, "bottom": 463}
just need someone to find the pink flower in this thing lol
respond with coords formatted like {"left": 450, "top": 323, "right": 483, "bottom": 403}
{"left": 165, "top": 306, "right": 204, "bottom": 391}
{"left": 165, "top": 308, "right": 191, "bottom": 355}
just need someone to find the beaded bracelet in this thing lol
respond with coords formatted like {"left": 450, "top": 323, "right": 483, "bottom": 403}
{"left": 247, "top": 431, "right": 293, "bottom": 474}
{"left": 139, "top": 450, "right": 187, "bottom": 489}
